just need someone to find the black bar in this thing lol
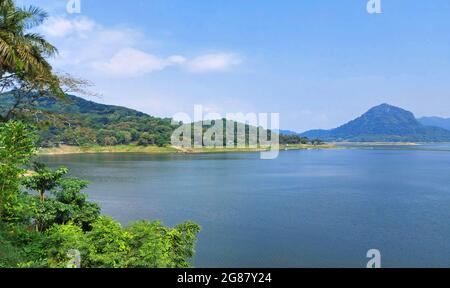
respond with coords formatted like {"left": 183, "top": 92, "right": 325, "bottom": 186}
{"left": 0, "top": 268, "right": 447, "bottom": 287}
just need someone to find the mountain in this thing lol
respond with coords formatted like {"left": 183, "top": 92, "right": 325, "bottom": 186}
{"left": 0, "top": 93, "right": 152, "bottom": 118}
{"left": 418, "top": 117, "right": 450, "bottom": 131}
{"left": 0, "top": 93, "right": 176, "bottom": 147}
{"left": 301, "top": 104, "right": 450, "bottom": 142}
{"left": 273, "top": 129, "right": 301, "bottom": 136}
{"left": 1, "top": 93, "right": 311, "bottom": 148}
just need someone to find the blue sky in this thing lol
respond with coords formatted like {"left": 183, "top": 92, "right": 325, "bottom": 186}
{"left": 17, "top": 0, "right": 450, "bottom": 132}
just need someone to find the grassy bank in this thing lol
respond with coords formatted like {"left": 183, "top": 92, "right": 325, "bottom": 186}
{"left": 334, "top": 142, "right": 419, "bottom": 146}
{"left": 38, "top": 145, "right": 179, "bottom": 155}
{"left": 281, "top": 144, "right": 337, "bottom": 150}
{"left": 39, "top": 144, "right": 337, "bottom": 155}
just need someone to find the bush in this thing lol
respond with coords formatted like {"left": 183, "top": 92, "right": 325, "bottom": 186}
{"left": 0, "top": 121, "right": 201, "bottom": 268}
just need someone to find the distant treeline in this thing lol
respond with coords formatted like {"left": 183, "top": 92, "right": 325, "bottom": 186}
{"left": 0, "top": 93, "right": 322, "bottom": 148}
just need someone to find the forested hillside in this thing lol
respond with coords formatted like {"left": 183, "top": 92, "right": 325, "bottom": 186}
{"left": 1, "top": 93, "right": 314, "bottom": 148}
{"left": 0, "top": 93, "right": 177, "bottom": 147}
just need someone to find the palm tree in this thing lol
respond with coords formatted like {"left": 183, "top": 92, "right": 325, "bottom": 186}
{"left": 0, "top": 0, "right": 57, "bottom": 76}
{"left": 0, "top": 0, "right": 65, "bottom": 122}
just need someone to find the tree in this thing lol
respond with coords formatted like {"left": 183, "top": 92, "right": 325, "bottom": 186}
{"left": 103, "top": 136, "right": 117, "bottom": 146}
{"left": 60, "top": 127, "right": 97, "bottom": 146}
{"left": 29, "top": 196, "right": 70, "bottom": 232}
{"left": 126, "top": 220, "right": 201, "bottom": 268}
{"left": 0, "top": 0, "right": 57, "bottom": 75}
{"left": 1, "top": 121, "right": 202, "bottom": 267}
{"left": 0, "top": 0, "right": 202, "bottom": 268}
{"left": 43, "top": 223, "right": 88, "bottom": 268}
{"left": 51, "top": 178, "right": 100, "bottom": 231}
{"left": 0, "top": 121, "right": 35, "bottom": 222}
{"left": 311, "top": 139, "right": 324, "bottom": 146}
{"left": 115, "top": 131, "right": 132, "bottom": 145}
{"left": 279, "top": 134, "right": 309, "bottom": 145}
{"left": 23, "top": 162, "right": 68, "bottom": 202}
{"left": 85, "top": 216, "right": 130, "bottom": 268}
{"left": 0, "top": 0, "right": 64, "bottom": 122}
{"left": 169, "top": 221, "right": 202, "bottom": 267}
{"left": 137, "top": 132, "right": 155, "bottom": 146}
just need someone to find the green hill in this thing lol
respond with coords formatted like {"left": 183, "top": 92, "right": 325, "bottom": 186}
{"left": 0, "top": 93, "right": 176, "bottom": 147}
{"left": 301, "top": 104, "right": 450, "bottom": 142}
{"left": 0, "top": 93, "right": 293, "bottom": 149}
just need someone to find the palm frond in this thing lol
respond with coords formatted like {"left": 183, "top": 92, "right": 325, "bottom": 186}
{"left": 23, "top": 33, "right": 58, "bottom": 57}
{"left": 0, "top": 32, "right": 16, "bottom": 67}
{"left": 17, "top": 5, "right": 48, "bottom": 29}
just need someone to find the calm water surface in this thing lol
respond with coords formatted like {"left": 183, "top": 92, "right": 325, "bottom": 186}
{"left": 40, "top": 145, "right": 450, "bottom": 267}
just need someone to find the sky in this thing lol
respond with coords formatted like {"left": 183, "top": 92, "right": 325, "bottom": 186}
{"left": 16, "top": 0, "right": 450, "bottom": 132}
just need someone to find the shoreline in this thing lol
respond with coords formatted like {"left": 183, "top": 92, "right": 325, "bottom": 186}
{"left": 333, "top": 142, "right": 420, "bottom": 146}
{"left": 39, "top": 142, "right": 450, "bottom": 156}
{"left": 38, "top": 144, "right": 337, "bottom": 156}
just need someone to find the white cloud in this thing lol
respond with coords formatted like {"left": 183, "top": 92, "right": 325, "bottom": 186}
{"left": 41, "top": 17, "right": 95, "bottom": 37}
{"left": 187, "top": 53, "right": 242, "bottom": 73}
{"left": 94, "top": 48, "right": 183, "bottom": 78}
{"left": 39, "top": 16, "right": 241, "bottom": 78}
{"left": 168, "top": 55, "right": 187, "bottom": 65}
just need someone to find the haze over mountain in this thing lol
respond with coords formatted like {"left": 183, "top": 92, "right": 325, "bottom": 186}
{"left": 418, "top": 117, "right": 450, "bottom": 131}
{"left": 301, "top": 104, "right": 450, "bottom": 142}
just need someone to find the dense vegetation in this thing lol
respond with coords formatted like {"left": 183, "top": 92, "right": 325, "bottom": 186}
{"left": 0, "top": 0, "right": 65, "bottom": 122}
{"left": 0, "top": 0, "right": 200, "bottom": 269}
{"left": 0, "top": 121, "right": 201, "bottom": 268}
{"left": 279, "top": 134, "right": 309, "bottom": 145}
{"left": 0, "top": 94, "right": 318, "bottom": 148}
{"left": 0, "top": 93, "right": 177, "bottom": 147}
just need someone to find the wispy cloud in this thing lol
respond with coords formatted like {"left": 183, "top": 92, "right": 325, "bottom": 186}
{"left": 40, "top": 16, "right": 95, "bottom": 37}
{"left": 186, "top": 53, "right": 242, "bottom": 73}
{"left": 93, "top": 48, "right": 186, "bottom": 78}
{"left": 39, "top": 16, "right": 242, "bottom": 78}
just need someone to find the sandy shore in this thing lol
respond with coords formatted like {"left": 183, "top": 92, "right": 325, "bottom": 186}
{"left": 38, "top": 144, "right": 337, "bottom": 155}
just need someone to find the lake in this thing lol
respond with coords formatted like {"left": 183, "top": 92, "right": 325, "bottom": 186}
{"left": 40, "top": 144, "right": 450, "bottom": 268}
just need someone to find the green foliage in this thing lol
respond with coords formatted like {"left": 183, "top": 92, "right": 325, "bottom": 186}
{"left": 39, "top": 218, "right": 201, "bottom": 268}
{"left": 43, "top": 223, "right": 87, "bottom": 268}
{"left": 0, "top": 0, "right": 57, "bottom": 74}
{"left": 52, "top": 178, "right": 100, "bottom": 231}
{"left": 170, "top": 221, "right": 202, "bottom": 267}
{"left": 0, "top": 225, "right": 25, "bottom": 268}
{"left": 138, "top": 132, "right": 156, "bottom": 146}
{"left": 0, "top": 120, "right": 201, "bottom": 268}
{"left": 0, "top": 223, "right": 45, "bottom": 268}
{"left": 279, "top": 134, "right": 309, "bottom": 145}
{"left": 125, "top": 220, "right": 201, "bottom": 268}
{"left": 0, "top": 121, "right": 37, "bottom": 165}
{"left": 0, "top": 93, "right": 177, "bottom": 147}
{"left": 29, "top": 197, "right": 71, "bottom": 232}
{"left": 0, "top": 0, "right": 201, "bottom": 269}
{"left": 1, "top": 93, "right": 309, "bottom": 148}
{"left": 126, "top": 221, "right": 172, "bottom": 267}
{"left": 23, "top": 162, "right": 68, "bottom": 201}
{"left": 0, "top": 121, "right": 36, "bottom": 222}
{"left": 22, "top": 164, "right": 99, "bottom": 232}
{"left": 85, "top": 216, "right": 130, "bottom": 268}
{"left": 0, "top": 0, "right": 65, "bottom": 122}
